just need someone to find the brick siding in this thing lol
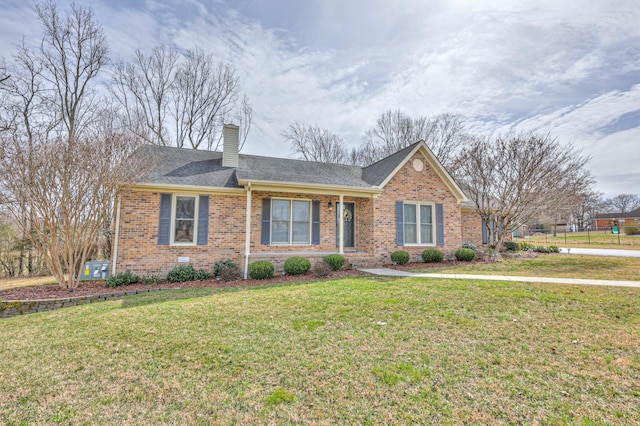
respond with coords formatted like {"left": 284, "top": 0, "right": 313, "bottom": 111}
{"left": 115, "top": 150, "right": 467, "bottom": 276}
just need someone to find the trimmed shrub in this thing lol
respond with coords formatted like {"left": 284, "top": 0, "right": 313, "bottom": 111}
{"left": 213, "top": 259, "right": 237, "bottom": 277}
{"left": 548, "top": 245, "right": 560, "bottom": 253}
{"left": 313, "top": 261, "right": 333, "bottom": 277}
{"left": 461, "top": 241, "right": 478, "bottom": 253}
{"left": 323, "top": 254, "right": 345, "bottom": 271}
{"left": 390, "top": 250, "right": 410, "bottom": 265}
{"left": 504, "top": 241, "right": 520, "bottom": 252}
{"left": 284, "top": 256, "right": 311, "bottom": 275}
{"left": 422, "top": 248, "right": 444, "bottom": 263}
{"left": 106, "top": 270, "right": 139, "bottom": 288}
{"left": 167, "top": 264, "right": 210, "bottom": 283}
{"left": 248, "top": 260, "right": 274, "bottom": 280}
{"left": 455, "top": 248, "right": 477, "bottom": 261}
{"left": 625, "top": 225, "right": 640, "bottom": 235}
{"left": 219, "top": 265, "right": 242, "bottom": 281}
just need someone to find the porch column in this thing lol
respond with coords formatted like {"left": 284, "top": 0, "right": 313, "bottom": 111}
{"left": 243, "top": 184, "right": 252, "bottom": 279}
{"left": 339, "top": 194, "right": 344, "bottom": 254}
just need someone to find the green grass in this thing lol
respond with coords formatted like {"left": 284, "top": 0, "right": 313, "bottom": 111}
{"left": 518, "top": 231, "right": 640, "bottom": 249}
{"left": 1, "top": 277, "right": 639, "bottom": 424}
{"left": 413, "top": 254, "right": 640, "bottom": 281}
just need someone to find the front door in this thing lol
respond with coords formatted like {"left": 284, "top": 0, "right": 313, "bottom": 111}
{"left": 336, "top": 202, "right": 355, "bottom": 248}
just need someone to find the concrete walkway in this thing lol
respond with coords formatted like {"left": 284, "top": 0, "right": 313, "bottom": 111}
{"left": 559, "top": 247, "right": 640, "bottom": 258}
{"left": 360, "top": 268, "right": 640, "bottom": 288}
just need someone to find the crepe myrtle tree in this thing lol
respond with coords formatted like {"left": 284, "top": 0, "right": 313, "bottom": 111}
{"left": 452, "top": 132, "right": 594, "bottom": 248}
{"left": 0, "top": 2, "right": 150, "bottom": 289}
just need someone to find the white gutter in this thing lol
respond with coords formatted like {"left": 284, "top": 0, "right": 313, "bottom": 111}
{"left": 111, "top": 196, "right": 122, "bottom": 275}
{"left": 243, "top": 182, "right": 252, "bottom": 279}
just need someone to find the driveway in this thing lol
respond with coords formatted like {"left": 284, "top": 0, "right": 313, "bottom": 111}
{"left": 559, "top": 248, "right": 640, "bottom": 258}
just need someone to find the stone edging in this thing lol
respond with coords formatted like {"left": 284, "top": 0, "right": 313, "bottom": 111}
{"left": 0, "top": 288, "right": 177, "bottom": 319}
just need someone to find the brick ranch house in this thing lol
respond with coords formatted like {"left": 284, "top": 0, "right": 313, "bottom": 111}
{"left": 594, "top": 207, "right": 640, "bottom": 231}
{"left": 112, "top": 125, "right": 486, "bottom": 279}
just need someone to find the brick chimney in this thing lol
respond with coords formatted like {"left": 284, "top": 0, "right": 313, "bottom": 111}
{"left": 222, "top": 124, "right": 239, "bottom": 168}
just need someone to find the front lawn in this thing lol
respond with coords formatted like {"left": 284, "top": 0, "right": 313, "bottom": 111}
{"left": 1, "top": 277, "right": 638, "bottom": 424}
{"left": 413, "top": 254, "right": 640, "bottom": 281}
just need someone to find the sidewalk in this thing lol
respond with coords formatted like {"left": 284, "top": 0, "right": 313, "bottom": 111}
{"left": 559, "top": 247, "right": 640, "bottom": 258}
{"left": 360, "top": 268, "right": 640, "bottom": 288}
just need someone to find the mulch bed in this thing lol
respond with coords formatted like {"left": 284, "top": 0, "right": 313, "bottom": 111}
{"left": 0, "top": 256, "right": 510, "bottom": 301}
{"left": 0, "top": 269, "right": 363, "bottom": 301}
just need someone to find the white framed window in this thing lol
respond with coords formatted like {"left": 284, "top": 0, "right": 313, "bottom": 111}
{"left": 271, "top": 198, "right": 311, "bottom": 245}
{"left": 171, "top": 195, "right": 199, "bottom": 245}
{"left": 403, "top": 202, "right": 434, "bottom": 245}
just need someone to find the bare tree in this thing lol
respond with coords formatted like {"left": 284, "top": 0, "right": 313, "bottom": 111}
{"left": 602, "top": 193, "right": 640, "bottom": 213}
{"left": 353, "top": 110, "right": 470, "bottom": 168}
{"left": 111, "top": 45, "right": 252, "bottom": 151}
{"left": 452, "top": 133, "right": 594, "bottom": 248}
{"left": 110, "top": 46, "right": 178, "bottom": 146}
{"left": 284, "top": 121, "right": 348, "bottom": 163}
{"left": 0, "top": 2, "right": 149, "bottom": 290}
{"left": 571, "top": 190, "right": 603, "bottom": 230}
{"left": 35, "top": 1, "right": 109, "bottom": 140}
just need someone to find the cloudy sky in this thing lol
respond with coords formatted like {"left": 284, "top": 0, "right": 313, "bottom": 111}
{"left": 1, "top": 0, "right": 639, "bottom": 196}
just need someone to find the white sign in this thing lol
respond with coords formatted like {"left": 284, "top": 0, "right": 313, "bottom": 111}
{"left": 178, "top": 256, "right": 190, "bottom": 263}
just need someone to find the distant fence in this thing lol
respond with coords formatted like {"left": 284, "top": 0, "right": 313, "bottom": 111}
{"left": 512, "top": 225, "right": 639, "bottom": 246}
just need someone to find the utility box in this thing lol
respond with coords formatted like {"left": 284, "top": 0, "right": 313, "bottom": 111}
{"left": 80, "top": 261, "right": 110, "bottom": 281}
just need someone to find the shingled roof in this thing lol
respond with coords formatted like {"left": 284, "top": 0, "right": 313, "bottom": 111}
{"left": 595, "top": 207, "right": 640, "bottom": 219}
{"left": 136, "top": 140, "right": 459, "bottom": 195}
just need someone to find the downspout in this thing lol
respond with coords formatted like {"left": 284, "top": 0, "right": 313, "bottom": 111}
{"left": 111, "top": 195, "right": 122, "bottom": 276}
{"left": 339, "top": 194, "right": 344, "bottom": 254}
{"left": 243, "top": 182, "right": 252, "bottom": 279}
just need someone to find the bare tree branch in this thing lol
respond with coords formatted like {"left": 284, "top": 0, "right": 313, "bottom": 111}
{"left": 353, "top": 110, "right": 470, "bottom": 168}
{"left": 111, "top": 45, "right": 252, "bottom": 150}
{"left": 284, "top": 121, "right": 348, "bottom": 164}
{"left": 602, "top": 193, "right": 640, "bottom": 213}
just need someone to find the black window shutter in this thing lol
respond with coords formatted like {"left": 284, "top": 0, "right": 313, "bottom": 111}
{"left": 436, "top": 203, "right": 445, "bottom": 246}
{"left": 482, "top": 220, "right": 488, "bottom": 245}
{"left": 158, "top": 193, "right": 172, "bottom": 245}
{"left": 396, "top": 201, "right": 404, "bottom": 246}
{"left": 197, "top": 195, "right": 209, "bottom": 245}
{"left": 261, "top": 198, "right": 271, "bottom": 245}
{"left": 312, "top": 200, "right": 320, "bottom": 245}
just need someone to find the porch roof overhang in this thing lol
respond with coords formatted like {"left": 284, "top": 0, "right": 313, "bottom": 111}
{"left": 128, "top": 183, "right": 246, "bottom": 196}
{"left": 236, "top": 178, "right": 382, "bottom": 198}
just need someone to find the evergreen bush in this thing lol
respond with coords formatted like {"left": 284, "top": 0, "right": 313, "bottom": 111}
{"left": 421, "top": 248, "right": 444, "bottom": 263}
{"left": 390, "top": 250, "right": 410, "bottom": 265}
{"left": 106, "top": 270, "right": 139, "bottom": 288}
{"left": 167, "top": 264, "right": 210, "bottom": 282}
{"left": 455, "top": 248, "right": 477, "bottom": 261}
{"left": 323, "top": 254, "right": 345, "bottom": 271}
{"left": 284, "top": 256, "right": 311, "bottom": 275}
{"left": 248, "top": 260, "right": 274, "bottom": 280}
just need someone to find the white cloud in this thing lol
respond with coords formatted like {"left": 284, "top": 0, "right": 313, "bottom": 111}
{"left": 1, "top": 0, "right": 639, "bottom": 194}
